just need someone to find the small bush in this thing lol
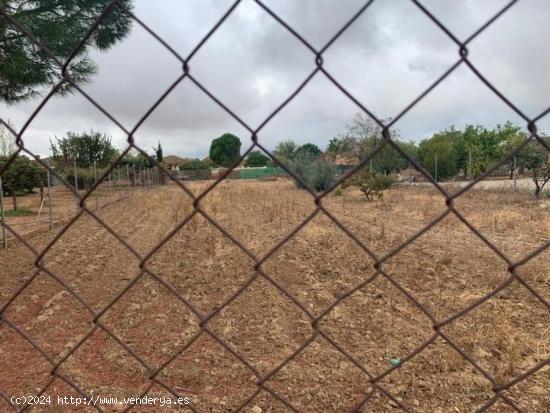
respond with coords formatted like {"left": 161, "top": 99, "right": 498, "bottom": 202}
{"left": 310, "top": 160, "right": 337, "bottom": 192}
{"left": 289, "top": 158, "right": 337, "bottom": 192}
{"left": 344, "top": 169, "right": 395, "bottom": 201}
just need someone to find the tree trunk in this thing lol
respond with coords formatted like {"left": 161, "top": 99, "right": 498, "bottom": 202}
{"left": 158, "top": 165, "right": 165, "bottom": 185}
{"left": 533, "top": 177, "right": 541, "bottom": 198}
{"left": 12, "top": 191, "right": 17, "bottom": 211}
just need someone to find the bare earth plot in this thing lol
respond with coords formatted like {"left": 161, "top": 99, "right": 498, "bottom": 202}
{"left": 0, "top": 180, "right": 549, "bottom": 412}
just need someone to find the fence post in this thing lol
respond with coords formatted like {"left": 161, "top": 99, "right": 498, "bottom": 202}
{"left": 435, "top": 152, "right": 438, "bottom": 182}
{"left": 468, "top": 149, "right": 472, "bottom": 180}
{"left": 94, "top": 161, "right": 98, "bottom": 210}
{"left": 108, "top": 171, "right": 112, "bottom": 202}
{"left": 126, "top": 165, "right": 130, "bottom": 196}
{"left": 46, "top": 160, "right": 53, "bottom": 231}
{"left": 0, "top": 175, "right": 6, "bottom": 249}
{"left": 73, "top": 159, "right": 79, "bottom": 212}
{"left": 513, "top": 156, "right": 517, "bottom": 193}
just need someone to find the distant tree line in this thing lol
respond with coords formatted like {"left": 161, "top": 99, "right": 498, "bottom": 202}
{"left": 325, "top": 114, "right": 550, "bottom": 197}
{"left": 1, "top": 114, "right": 548, "bottom": 210}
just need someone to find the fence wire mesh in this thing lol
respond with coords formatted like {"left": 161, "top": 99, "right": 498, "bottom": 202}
{"left": 1, "top": 0, "right": 549, "bottom": 412}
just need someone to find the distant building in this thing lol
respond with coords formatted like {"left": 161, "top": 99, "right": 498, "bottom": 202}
{"left": 163, "top": 155, "right": 187, "bottom": 171}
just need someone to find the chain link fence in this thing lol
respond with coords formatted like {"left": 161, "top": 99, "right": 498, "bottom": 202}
{"left": 1, "top": 0, "right": 549, "bottom": 412}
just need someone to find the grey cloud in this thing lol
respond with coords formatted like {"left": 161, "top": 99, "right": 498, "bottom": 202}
{"left": 1, "top": 0, "right": 549, "bottom": 159}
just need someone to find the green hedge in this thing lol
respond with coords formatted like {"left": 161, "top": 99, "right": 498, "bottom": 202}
{"left": 235, "top": 167, "right": 286, "bottom": 180}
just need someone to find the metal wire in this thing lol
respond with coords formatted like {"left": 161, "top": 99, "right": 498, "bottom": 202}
{"left": 1, "top": 1, "right": 549, "bottom": 412}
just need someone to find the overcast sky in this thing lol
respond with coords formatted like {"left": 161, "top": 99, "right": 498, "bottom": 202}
{"left": 1, "top": 0, "right": 549, "bottom": 158}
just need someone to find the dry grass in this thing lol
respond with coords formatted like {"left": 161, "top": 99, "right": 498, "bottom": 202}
{"left": 0, "top": 180, "right": 549, "bottom": 412}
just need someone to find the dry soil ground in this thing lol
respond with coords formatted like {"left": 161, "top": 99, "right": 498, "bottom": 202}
{"left": 0, "top": 179, "right": 549, "bottom": 413}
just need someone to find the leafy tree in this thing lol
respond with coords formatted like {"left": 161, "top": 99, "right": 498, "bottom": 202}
{"left": 398, "top": 141, "right": 420, "bottom": 166}
{"left": 419, "top": 129, "right": 458, "bottom": 180}
{"left": 50, "top": 130, "right": 118, "bottom": 168}
{"left": 342, "top": 168, "right": 395, "bottom": 201}
{"left": 244, "top": 150, "right": 269, "bottom": 167}
{"left": 273, "top": 140, "right": 298, "bottom": 162}
{"left": 328, "top": 114, "right": 381, "bottom": 162}
{"left": 0, "top": 0, "right": 133, "bottom": 104}
{"left": 288, "top": 150, "right": 337, "bottom": 192}
{"left": 209, "top": 133, "right": 241, "bottom": 167}
{"left": 309, "top": 159, "right": 337, "bottom": 192}
{"left": 0, "top": 155, "right": 44, "bottom": 210}
{"left": 494, "top": 123, "right": 528, "bottom": 178}
{"left": 326, "top": 136, "right": 347, "bottom": 160}
{"left": 456, "top": 124, "right": 508, "bottom": 178}
{"left": 295, "top": 143, "right": 321, "bottom": 160}
{"left": 121, "top": 149, "right": 153, "bottom": 168}
{"left": 330, "top": 113, "right": 415, "bottom": 174}
{"left": 180, "top": 158, "right": 207, "bottom": 170}
{"left": 522, "top": 141, "right": 550, "bottom": 197}
{"left": 0, "top": 120, "right": 16, "bottom": 156}
{"left": 202, "top": 157, "right": 215, "bottom": 168}
{"left": 154, "top": 142, "right": 163, "bottom": 163}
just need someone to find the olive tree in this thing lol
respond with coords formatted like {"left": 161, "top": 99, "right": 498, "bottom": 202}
{"left": 0, "top": 155, "right": 44, "bottom": 210}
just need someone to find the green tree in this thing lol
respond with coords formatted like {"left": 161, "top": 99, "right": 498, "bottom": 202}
{"left": 342, "top": 168, "right": 395, "bottom": 201}
{"left": 288, "top": 142, "right": 336, "bottom": 192}
{"left": 209, "top": 133, "right": 241, "bottom": 167}
{"left": 329, "top": 113, "right": 416, "bottom": 174}
{"left": 523, "top": 140, "right": 550, "bottom": 197}
{"left": 295, "top": 143, "right": 321, "bottom": 160}
{"left": 154, "top": 142, "right": 163, "bottom": 163}
{"left": 494, "top": 123, "right": 528, "bottom": 178}
{"left": 456, "top": 124, "right": 509, "bottom": 178}
{"left": 0, "top": 0, "right": 133, "bottom": 104}
{"left": 202, "top": 157, "right": 215, "bottom": 168}
{"left": 419, "top": 129, "right": 458, "bottom": 180}
{"left": 288, "top": 157, "right": 337, "bottom": 192}
{"left": 273, "top": 140, "right": 297, "bottom": 162}
{"left": 0, "top": 155, "right": 44, "bottom": 210}
{"left": 398, "top": 141, "right": 420, "bottom": 166}
{"left": 244, "top": 150, "right": 269, "bottom": 167}
{"left": 50, "top": 130, "right": 118, "bottom": 168}
{"left": 121, "top": 149, "right": 152, "bottom": 168}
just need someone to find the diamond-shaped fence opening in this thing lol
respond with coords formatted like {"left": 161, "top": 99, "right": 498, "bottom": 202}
{"left": 1, "top": 1, "right": 549, "bottom": 412}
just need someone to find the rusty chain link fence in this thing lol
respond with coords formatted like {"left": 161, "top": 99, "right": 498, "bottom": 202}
{"left": 1, "top": 0, "right": 549, "bottom": 412}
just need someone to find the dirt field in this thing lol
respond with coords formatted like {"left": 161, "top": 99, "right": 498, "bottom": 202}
{"left": 0, "top": 179, "right": 549, "bottom": 412}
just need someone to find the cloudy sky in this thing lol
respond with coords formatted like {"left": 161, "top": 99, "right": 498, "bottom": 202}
{"left": 1, "top": 0, "right": 549, "bottom": 158}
